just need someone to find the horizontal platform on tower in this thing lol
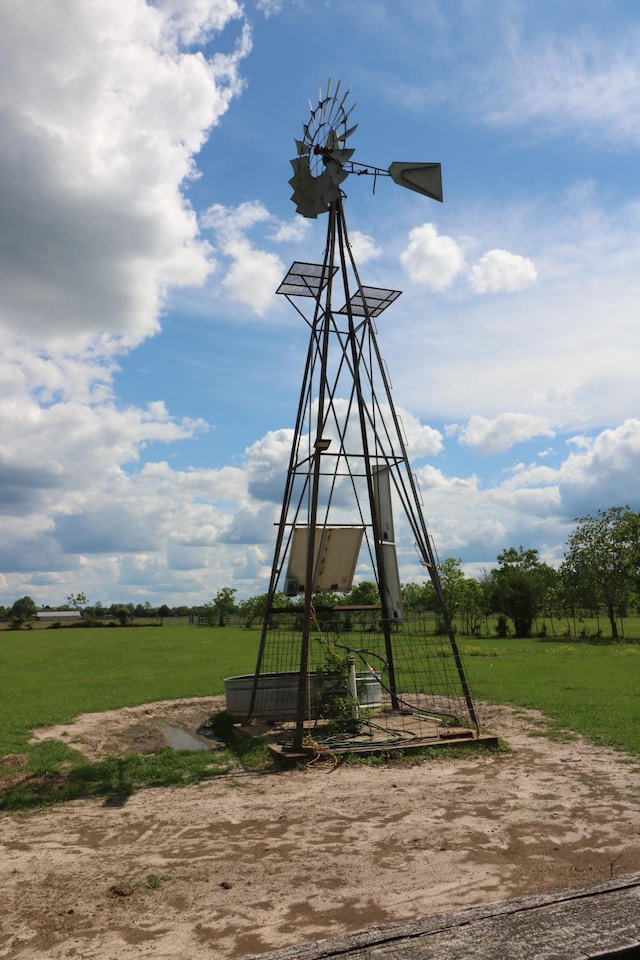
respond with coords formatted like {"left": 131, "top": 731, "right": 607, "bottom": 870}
{"left": 276, "top": 261, "right": 338, "bottom": 297}
{"left": 337, "top": 285, "right": 401, "bottom": 318}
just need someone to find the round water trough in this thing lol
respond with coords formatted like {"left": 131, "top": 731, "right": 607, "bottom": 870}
{"left": 224, "top": 670, "right": 382, "bottom": 721}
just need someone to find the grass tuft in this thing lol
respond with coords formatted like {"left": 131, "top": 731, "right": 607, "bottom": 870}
{"left": 339, "top": 740, "right": 510, "bottom": 767}
{"left": 0, "top": 748, "right": 241, "bottom": 811}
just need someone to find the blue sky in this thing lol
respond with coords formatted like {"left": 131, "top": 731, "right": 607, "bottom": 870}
{"left": 1, "top": 0, "right": 639, "bottom": 607}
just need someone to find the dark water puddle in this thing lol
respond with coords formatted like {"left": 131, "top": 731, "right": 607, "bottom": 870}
{"left": 158, "top": 722, "right": 221, "bottom": 751}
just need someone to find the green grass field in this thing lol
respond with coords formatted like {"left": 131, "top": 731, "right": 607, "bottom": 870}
{"left": 1, "top": 622, "right": 639, "bottom": 809}
{"left": 460, "top": 637, "right": 640, "bottom": 756}
{"left": 0, "top": 623, "right": 258, "bottom": 755}
{"left": 2, "top": 622, "right": 639, "bottom": 755}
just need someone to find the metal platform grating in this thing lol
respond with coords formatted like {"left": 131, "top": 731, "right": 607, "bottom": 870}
{"left": 276, "top": 261, "right": 338, "bottom": 298}
{"left": 337, "top": 285, "right": 402, "bottom": 317}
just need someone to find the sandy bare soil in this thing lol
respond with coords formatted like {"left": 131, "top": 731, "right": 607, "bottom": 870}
{"left": 2, "top": 698, "right": 640, "bottom": 959}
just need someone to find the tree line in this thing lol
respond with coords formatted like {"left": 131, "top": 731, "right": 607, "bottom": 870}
{"left": 221, "top": 506, "right": 640, "bottom": 640}
{"left": 4, "top": 507, "right": 639, "bottom": 640}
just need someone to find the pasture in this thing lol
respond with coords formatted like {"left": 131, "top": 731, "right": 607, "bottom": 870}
{"left": 2, "top": 621, "right": 640, "bottom": 951}
{"left": 1, "top": 621, "right": 639, "bottom": 758}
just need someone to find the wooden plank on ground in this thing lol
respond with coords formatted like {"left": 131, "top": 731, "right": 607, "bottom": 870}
{"left": 240, "top": 873, "right": 640, "bottom": 960}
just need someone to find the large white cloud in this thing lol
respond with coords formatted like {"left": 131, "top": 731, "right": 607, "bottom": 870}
{"left": 0, "top": 349, "right": 208, "bottom": 521}
{"left": 0, "top": 0, "right": 262, "bottom": 606}
{"left": 556, "top": 419, "right": 640, "bottom": 517}
{"left": 0, "top": 0, "right": 250, "bottom": 350}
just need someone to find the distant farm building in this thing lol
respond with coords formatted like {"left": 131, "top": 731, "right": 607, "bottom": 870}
{"left": 35, "top": 607, "right": 82, "bottom": 622}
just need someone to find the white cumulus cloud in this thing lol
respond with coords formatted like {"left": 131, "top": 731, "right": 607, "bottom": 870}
{"left": 469, "top": 249, "right": 537, "bottom": 294}
{"left": 222, "top": 240, "right": 284, "bottom": 314}
{"left": 349, "top": 231, "right": 382, "bottom": 263}
{"left": 203, "top": 201, "right": 285, "bottom": 314}
{"left": 557, "top": 419, "right": 640, "bottom": 516}
{"left": 0, "top": 0, "right": 250, "bottom": 351}
{"left": 399, "top": 222, "right": 465, "bottom": 290}
{"left": 460, "top": 413, "right": 555, "bottom": 454}
{"left": 399, "top": 224, "right": 535, "bottom": 297}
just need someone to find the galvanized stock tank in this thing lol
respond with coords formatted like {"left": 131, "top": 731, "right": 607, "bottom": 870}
{"left": 224, "top": 670, "right": 382, "bottom": 721}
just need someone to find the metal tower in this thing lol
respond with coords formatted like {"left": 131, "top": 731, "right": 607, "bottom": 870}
{"left": 230, "top": 83, "right": 480, "bottom": 756}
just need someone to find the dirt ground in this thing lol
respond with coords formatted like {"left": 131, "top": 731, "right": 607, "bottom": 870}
{"left": 2, "top": 697, "right": 640, "bottom": 960}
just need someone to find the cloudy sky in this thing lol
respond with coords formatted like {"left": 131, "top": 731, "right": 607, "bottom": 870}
{"left": 2, "top": 0, "right": 639, "bottom": 608}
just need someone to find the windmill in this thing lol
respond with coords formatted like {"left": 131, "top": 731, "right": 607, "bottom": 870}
{"left": 224, "top": 82, "right": 485, "bottom": 757}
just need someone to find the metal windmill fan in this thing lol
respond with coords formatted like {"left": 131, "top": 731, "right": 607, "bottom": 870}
{"left": 224, "top": 82, "right": 488, "bottom": 759}
{"left": 289, "top": 79, "right": 443, "bottom": 217}
{"left": 289, "top": 80, "right": 357, "bottom": 217}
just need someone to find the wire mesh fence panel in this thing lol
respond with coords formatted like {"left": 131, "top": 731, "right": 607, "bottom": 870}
{"left": 239, "top": 609, "right": 478, "bottom": 752}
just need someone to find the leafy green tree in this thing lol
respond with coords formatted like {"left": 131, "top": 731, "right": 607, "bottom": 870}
{"left": 532, "top": 563, "right": 561, "bottom": 636}
{"left": 401, "top": 581, "right": 435, "bottom": 613}
{"left": 204, "top": 587, "right": 237, "bottom": 626}
{"left": 459, "top": 577, "right": 487, "bottom": 636}
{"left": 10, "top": 596, "right": 37, "bottom": 622}
{"left": 238, "top": 591, "right": 287, "bottom": 628}
{"left": 561, "top": 506, "right": 640, "bottom": 640}
{"left": 133, "top": 602, "right": 155, "bottom": 618}
{"left": 539, "top": 575, "right": 565, "bottom": 638}
{"left": 67, "top": 592, "right": 89, "bottom": 614}
{"left": 436, "top": 558, "right": 466, "bottom": 625}
{"left": 489, "top": 547, "right": 552, "bottom": 638}
{"left": 343, "top": 581, "right": 379, "bottom": 606}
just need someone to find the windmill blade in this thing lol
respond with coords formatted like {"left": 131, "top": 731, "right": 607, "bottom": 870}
{"left": 291, "top": 81, "right": 357, "bottom": 218}
{"left": 324, "top": 160, "right": 349, "bottom": 185}
{"left": 328, "top": 148, "right": 355, "bottom": 164}
{"left": 289, "top": 156, "right": 309, "bottom": 177}
{"left": 320, "top": 91, "right": 332, "bottom": 122}
{"left": 337, "top": 88, "right": 351, "bottom": 114}
{"left": 344, "top": 101, "right": 357, "bottom": 123}
{"left": 326, "top": 130, "right": 340, "bottom": 152}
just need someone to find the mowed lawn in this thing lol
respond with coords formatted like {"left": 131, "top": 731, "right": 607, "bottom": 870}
{"left": 0, "top": 624, "right": 258, "bottom": 755}
{"left": 1, "top": 623, "right": 639, "bottom": 758}
{"left": 460, "top": 637, "right": 640, "bottom": 756}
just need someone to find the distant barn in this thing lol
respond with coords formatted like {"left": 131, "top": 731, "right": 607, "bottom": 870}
{"left": 35, "top": 607, "right": 81, "bottom": 621}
